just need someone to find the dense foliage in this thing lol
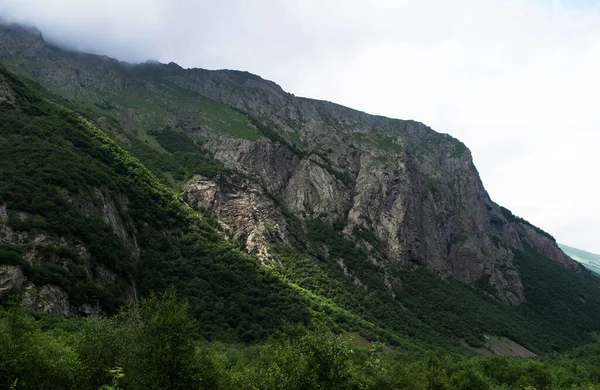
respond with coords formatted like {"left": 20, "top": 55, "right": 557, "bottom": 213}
{"left": 514, "top": 249, "right": 600, "bottom": 350}
{"left": 276, "top": 219, "right": 600, "bottom": 353}
{"left": 2, "top": 294, "right": 600, "bottom": 390}
{"left": 0, "top": 65, "right": 309, "bottom": 342}
{"left": 2, "top": 60, "right": 600, "bottom": 389}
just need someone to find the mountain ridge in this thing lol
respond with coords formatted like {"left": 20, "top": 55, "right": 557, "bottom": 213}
{"left": 0, "top": 22, "right": 579, "bottom": 303}
{"left": 1, "top": 22, "right": 599, "bottom": 356}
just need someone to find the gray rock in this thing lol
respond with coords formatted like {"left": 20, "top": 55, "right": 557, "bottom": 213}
{"left": 0, "top": 24, "right": 580, "bottom": 306}
{"left": 284, "top": 159, "right": 350, "bottom": 221}
{"left": 20, "top": 283, "right": 99, "bottom": 317}
{"left": 0, "top": 265, "right": 26, "bottom": 294}
{"left": 0, "top": 204, "right": 8, "bottom": 223}
{"left": 0, "top": 75, "right": 16, "bottom": 109}
{"left": 21, "top": 283, "right": 74, "bottom": 316}
{"left": 79, "top": 188, "right": 139, "bottom": 257}
{"left": 184, "top": 173, "right": 290, "bottom": 264}
{"left": 0, "top": 224, "right": 24, "bottom": 245}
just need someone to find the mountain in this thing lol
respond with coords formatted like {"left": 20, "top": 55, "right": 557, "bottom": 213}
{"left": 1, "top": 22, "right": 600, "bottom": 357}
{"left": 560, "top": 244, "right": 600, "bottom": 275}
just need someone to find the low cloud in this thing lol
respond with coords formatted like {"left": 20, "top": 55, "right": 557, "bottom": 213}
{"left": 2, "top": 0, "right": 599, "bottom": 252}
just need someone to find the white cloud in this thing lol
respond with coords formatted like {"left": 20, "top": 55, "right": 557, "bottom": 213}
{"left": 2, "top": 0, "right": 599, "bottom": 252}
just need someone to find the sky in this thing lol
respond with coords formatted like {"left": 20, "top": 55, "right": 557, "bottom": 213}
{"left": 1, "top": 0, "right": 599, "bottom": 253}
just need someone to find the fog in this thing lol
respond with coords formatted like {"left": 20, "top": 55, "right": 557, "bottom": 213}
{"left": 2, "top": 0, "right": 599, "bottom": 252}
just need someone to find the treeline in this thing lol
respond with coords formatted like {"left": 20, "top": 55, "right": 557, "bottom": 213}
{"left": 2, "top": 292, "right": 600, "bottom": 390}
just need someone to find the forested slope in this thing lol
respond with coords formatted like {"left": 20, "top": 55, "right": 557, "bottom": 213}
{"left": 0, "top": 64, "right": 313, "bottom": 343}
{"left": 1, "top": 24, "right": 600, "bottom": 389}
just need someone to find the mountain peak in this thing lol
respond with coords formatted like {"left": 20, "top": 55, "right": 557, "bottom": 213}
{"left": 0, "top": 22, "right": 594, "bottom": 360}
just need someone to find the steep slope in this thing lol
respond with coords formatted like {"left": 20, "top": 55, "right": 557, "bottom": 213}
{"left": 0, "top": 64, "right": 317, "bottom": 343}
{"left": 0, "top": 23, "right": 578, "bottom": 305}
{"left": 1, "top": 23, "right": 599, "bottom": 354}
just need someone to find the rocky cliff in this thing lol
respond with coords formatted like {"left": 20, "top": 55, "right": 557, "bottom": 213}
{"left": 152, "top": 67, "right": 577, "bottom": 305}
{"left": 0, "top": 23, "right": 579, "bottom": 309}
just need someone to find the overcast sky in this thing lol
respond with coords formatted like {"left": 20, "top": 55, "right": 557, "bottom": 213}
{"left": 2, "top": 0, "right": 599, "bottom": 253}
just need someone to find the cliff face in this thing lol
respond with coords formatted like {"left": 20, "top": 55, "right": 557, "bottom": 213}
{"left": 184, "top": 173, "right": 291, "bottom": 265}
{"left": 162, "top": 69, "right": 572, "bottom": 305}
{"left": 0, "top": 23, "right": 579, "bottom": 307}
{"left": 0, "top": 195, "right": 131, "bottom": 316}
{"left": 0, "top": 74, "right": 17, "bottom": 109}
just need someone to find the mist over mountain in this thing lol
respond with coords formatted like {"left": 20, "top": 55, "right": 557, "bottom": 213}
{"left": 4, "top": 0, "right": 600, "bottom": 256}
{"left": 1, "top": 20, "right": 600, "bottom": 389}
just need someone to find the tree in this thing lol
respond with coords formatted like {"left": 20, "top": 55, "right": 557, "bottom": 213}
{"left": 120, "top": 288, "right": 203, "bottom": 390}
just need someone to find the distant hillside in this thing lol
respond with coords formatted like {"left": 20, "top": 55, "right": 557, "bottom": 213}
{"left": 559, "top": 244, "right": 600, "bottom": 275}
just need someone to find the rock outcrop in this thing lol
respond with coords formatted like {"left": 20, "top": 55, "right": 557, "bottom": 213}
{"left": 184, "top": 173, "right": 290, "bottom": 264}
{"left": 20, "top": 283, "right": 97, "bottom": 317}
{"left": 80, "top": 189, "right": 140, "bottom": 258}
{"left": 0, "top": 23, "right": 580, "bottom": 307}
{"left": 512, "top": 222, "right": 577, "bottom": 270}
{"left": 0, "top": 265, "right": 26, "bottom": 295}
{"left": 0, "top": 74, "right": 17, "bottom": 109}
{"left": 0, "top": 202, "right": 134, "bottom": 315}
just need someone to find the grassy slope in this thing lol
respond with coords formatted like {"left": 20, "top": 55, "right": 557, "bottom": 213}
{"left": 559, "top": 244, "right": 600, "bottom": 275}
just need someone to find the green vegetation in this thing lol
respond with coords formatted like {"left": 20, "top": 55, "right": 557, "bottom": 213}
{"left": 0, "top": 64, "right": 310, "bottom": 342}
{"left": 452, "top": 140, "right": 468, "bottom": 157}
{"left": 346, "top": 131, "right": 403, "bottom": 153}
{"left": 240, "top": 111, "right": 306, "bottom": 157}
{"left": 3, "top": 56, "right": 600, "bottom": 388}
{"left": 425, "top": 178, "right": 444, "bottom": 201}
{"left": 514, "top": 248, "right": 600, "bottom": 350}
{"left": 274, "top": 219, "right": 600, "bottom": 354}
{"left": 0, "top": 69, "right": 135, "bottom": 312}
{"left": 129, "top": 127, "right": 230, "bottom": 186}
{"left": 115, "top": 85, "right": 263, "bottom": 141}
{"left": 3, "top": 294, "right": 600, "bottom": 390}
{"left": 559, "top": 243, "right": 600, "bottom": 275}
